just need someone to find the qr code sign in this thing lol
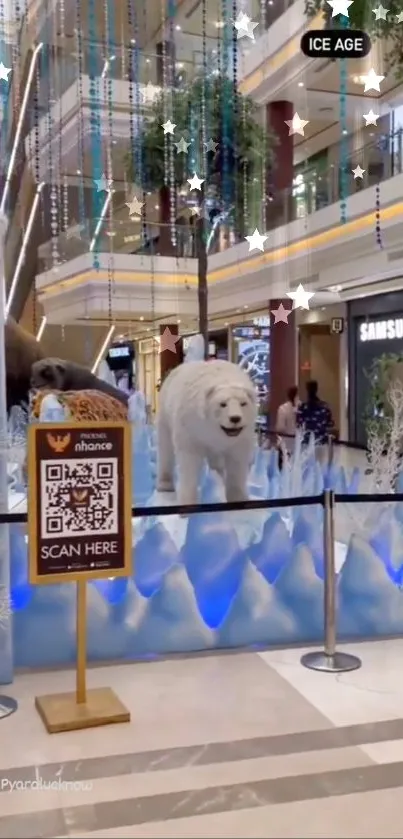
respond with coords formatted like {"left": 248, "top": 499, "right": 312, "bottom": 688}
{"left": 40, "top": 458, "right": 119, "bottom": 539}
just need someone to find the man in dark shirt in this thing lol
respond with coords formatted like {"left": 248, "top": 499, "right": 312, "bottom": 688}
{"left": 296, "top": 380, "right": 334, "bottom": 446}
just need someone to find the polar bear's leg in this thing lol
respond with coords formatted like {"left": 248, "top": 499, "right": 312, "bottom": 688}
{"left": 156, "top": 417, "right": 175, "bottom": 492}
{"left": 175, "top": 448, "right": 203, "bottom": 506}
{"left": 223, "top": 450, "right": 251, "bottom": 503}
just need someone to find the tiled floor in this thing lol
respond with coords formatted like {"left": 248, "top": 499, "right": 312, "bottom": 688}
{"left": 2, "top": 642, "right": 403, "bottom": 837}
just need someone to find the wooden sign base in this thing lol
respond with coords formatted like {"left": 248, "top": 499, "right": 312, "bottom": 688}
{"left": 35, "top": 581, "right": 130, "bottom": 734}
{"left": 35, "top": 687, "right": 130, "bottom": 734}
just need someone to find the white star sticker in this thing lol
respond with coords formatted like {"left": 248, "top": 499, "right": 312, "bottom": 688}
{"left": 162, "top": 120, "right": 176, "bottom": 135}
{"left": 286, "top": 284, "right": 314, "bottom": 310}
{"left": 187, "top": 173, "right": 204, "bottom": 191}
{"left": 373, "top": 4, "right": 388, "bottom": 19}
{"left": 352, "top": 165, "right": 365, "bottom": 179}
{"left": 175, "top": 137, "right": 191, "bottom": 154}
{"left": 94, "top": 174, "right": 113, "bottom": 192}
{"left": 285, "top": 112, "right": 309, "bottom": 137}
{"left": 245, "top": 229, "right": 268, "bottom": 252}
{"left": 65, "top": 220, "right": 84, "bottom": 240}
{"left": 0, "top": 62, "right": 11, "bottom": 82}
{"left": 141, "top": 82, "right": 160, "bottom": 104}
{"left": 326, "top": 0, "right": 353, "bottom": 17}
{"left": 233, "top": 11, "right": 259, "bottom": 40}
{"left": 126, "top": 196, "right": 144, "bottom": 217}
{"left": 397, "top": 10, "right": 403, "bottom": 20}
{"left": 362, "top": 68, "right": 385, "bottom": 93}
{"left": 363, "top": 109, "right": 379, "bottom": 126}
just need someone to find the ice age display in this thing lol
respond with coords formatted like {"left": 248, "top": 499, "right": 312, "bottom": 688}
{"left": 2, "top": 378, "right": 403, "bottom": 683}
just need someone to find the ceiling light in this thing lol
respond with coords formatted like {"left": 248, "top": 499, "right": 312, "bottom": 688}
{"left": 177, "top": 62, "right": 183, "bottom": 69}
{"left": 177, "top": 319, "right": 181, "bottom": 323}
{"left": 298, "top": 81, "right": 304, "bottom": 87}
{"left": 140, "top": 316, "right": 144, "bottom": 321}
{"left": 175, "top": 24, "right": 181, "bottom": 30}
{"left": 342, "top": 129, "right": 348, "bottom": 135}
{"left": 130, "top": 38, "right": 136, "bottom": 44}
{"left": 154, "top": 204, "right": 159, "bottom": 210}
{"left": 244, "top": 304, "right": 248, "bottom": 309}
{"left": 76, "top": 169, "right": 81, "bottom": 174}
{"left": 215, "top": 20, "right": 224, "bottom": 28}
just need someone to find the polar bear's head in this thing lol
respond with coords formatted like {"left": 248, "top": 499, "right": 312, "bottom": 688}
{"left": 205, "top": 383, "right": 256, "bottom": 440}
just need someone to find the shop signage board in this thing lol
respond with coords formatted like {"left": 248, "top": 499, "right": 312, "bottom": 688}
{"left": 28, "top": 421, "right": 132, "bottom": 584}
{"left": 331, "top": 317, "right": 344, "bottom": 335}
{"left": 27, "top": 421, "right": 132, "bottom": 734}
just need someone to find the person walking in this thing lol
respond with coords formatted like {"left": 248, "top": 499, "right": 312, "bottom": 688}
{"left": 296, "top": 380, "right": 334, "bottom": 462}
{"left": 275, "top": 385, "right": 299, "bottom": 467}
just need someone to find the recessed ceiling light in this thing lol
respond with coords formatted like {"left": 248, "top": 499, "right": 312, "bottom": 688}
{"left": 177, "top": 319, "right": 181, "bottom": 323}
{"left": 175, "top": 24, "right": 181, "bottom": 30}
{"left": 342, "top": 129, "right": 348, "bottom": 135}
{"left": 76, "top": 169, "right": 81, "bottom": 174}
{"left": 215, "top": 20, "right": 224, "bottom": 28}
{"left": 298, "top": 81, "right": 304, "bottom": 87}
{"left": 139, "top": 316, "right": 144, "bottom": 321}
{"left": 154, "top": 204, "right": 159, "bottom": 210}
{"left": 130, "top": 38, "right": 136, "bottom": 44}
{"left": 244, "top": 304, "right": 248, "bottom": 309}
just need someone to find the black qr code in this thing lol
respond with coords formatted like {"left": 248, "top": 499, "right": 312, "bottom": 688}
{"left": 40, "top": 458, "right": 118, "bottom": 539}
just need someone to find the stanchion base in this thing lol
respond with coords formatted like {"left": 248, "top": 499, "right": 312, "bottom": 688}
{"left": 0, "top": 695, "right": 18, "bottom": 719}
{"left": 301, "top": 651, "right": 362, "bottom": 673}
{"left": 35, "top": 687, "right": 130, "bottom": 734}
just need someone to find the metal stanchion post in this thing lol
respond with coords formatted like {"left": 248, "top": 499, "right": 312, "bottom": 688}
{"left": 301, "top": 489, "right": 362, "bottom": 673}
{"left": 328, "top": 434, "right": 334, "bottom": 469}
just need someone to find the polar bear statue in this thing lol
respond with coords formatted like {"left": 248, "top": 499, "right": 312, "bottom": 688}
{"left": 157, "top": 360, "right": 257, "bottom": 506}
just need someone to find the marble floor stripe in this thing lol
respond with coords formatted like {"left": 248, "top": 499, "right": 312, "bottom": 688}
{"left": 4, "top": 758, "right": 403, "bottom": 838}
{"left": 1, "top": 716, "right": 403, "bottom": 788}
{"left": 0, "top": 746, "right": 373, "bottom": 818}
{"left": 63, "top": 788, "right": 403, "bottom": 839}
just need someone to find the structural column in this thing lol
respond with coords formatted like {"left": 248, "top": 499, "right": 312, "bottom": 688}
{"left": 159, "top": 323, "right": 181, "bottom": 384}
{"left": 269, "top": 300, "right": 297, "bottom": 426}
{"left": 266, "top": 100, "right": 294, "bottom": 227}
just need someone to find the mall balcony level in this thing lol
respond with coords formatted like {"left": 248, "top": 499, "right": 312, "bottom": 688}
{"left": 31, "top": 167, "right": 403, "bottom": 329}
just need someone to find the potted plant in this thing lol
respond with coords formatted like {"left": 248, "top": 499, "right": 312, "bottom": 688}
{"left": 305, "top": 0, "right": 403, "bottom": 77}
{"left": 125, "top": 73, "right": 276, "bottom": 355}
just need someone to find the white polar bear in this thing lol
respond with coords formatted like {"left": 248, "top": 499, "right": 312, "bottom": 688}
{"left": 157, "top": 360, "right": 257, "bottom": 506}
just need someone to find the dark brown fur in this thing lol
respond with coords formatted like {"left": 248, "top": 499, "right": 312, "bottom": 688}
{"left": 31, "top": 358, "right": 128, "bottom": 406}
{"left": 5, "top": 317, "right": 45, "bottom": 410}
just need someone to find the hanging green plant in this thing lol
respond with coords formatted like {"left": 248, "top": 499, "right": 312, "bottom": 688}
{"left": 124, "top": 73, "right": 277, "bottom": 236}
{"left": 304, "top": 1, "right": 403, "bottom": 77}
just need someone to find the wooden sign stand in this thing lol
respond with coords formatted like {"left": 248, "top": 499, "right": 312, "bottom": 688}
{"left": 35, "top": 580, "right": 130, "bottom": 733}
{"left": 28, "top": 421, "right": 132, "bottom": 734}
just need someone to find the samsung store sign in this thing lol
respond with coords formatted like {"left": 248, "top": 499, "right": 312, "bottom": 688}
{"left": 359, "top": 318, "right": 403, "bottom": 342}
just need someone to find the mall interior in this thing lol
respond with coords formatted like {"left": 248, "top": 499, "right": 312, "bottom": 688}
{"left": 3, "top": 0, "right": 403, "bottom": 836}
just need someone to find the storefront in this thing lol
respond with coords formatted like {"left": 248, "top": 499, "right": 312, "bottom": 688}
{"left": 231, "top": 316, "right": 270, "bottom": 426}
{"left": 348, "top": 291, "right": 403, "bottom": 443}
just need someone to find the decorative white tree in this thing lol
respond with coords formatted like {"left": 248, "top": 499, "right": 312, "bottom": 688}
{"left": 348, "top": 379, "right": 403, "bottom": 536}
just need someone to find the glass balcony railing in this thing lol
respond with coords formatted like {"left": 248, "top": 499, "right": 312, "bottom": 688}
{"left": 36, "top": 218, "right": 245, "bottom": 275}
{"left": 35, "top": 129, "right": 403, "bottom": 275}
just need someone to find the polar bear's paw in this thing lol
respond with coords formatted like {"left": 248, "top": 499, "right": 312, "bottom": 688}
{"left": 156, "top": 478, "right": 175, "bottom": 492}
